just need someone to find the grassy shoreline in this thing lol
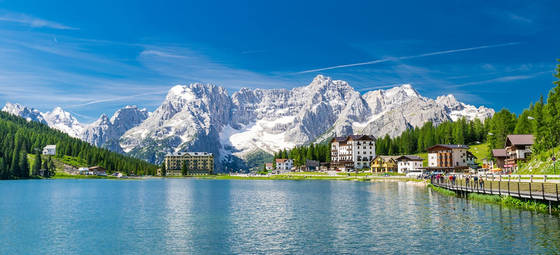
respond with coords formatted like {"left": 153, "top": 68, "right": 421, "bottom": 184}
{"left": 467, "top": 193, "right": 559, "bottom": 215}
{"left": 427, "top": 183, "right": 457, "bottom": 196}
{"left": 428, "top": 183, "right": 559, "bottom": 215}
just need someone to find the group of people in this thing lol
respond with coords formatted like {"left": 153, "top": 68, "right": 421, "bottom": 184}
{"left": 431, "top": 173, "right": 484, "bottom": 189}
{"left": 465, "top": 175, "right": 484, "bottom": 189}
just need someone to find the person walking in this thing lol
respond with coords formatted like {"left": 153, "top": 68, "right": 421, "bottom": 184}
{"left": 474, "top": 175, "right": 479, "bottom": 190}
{"left": 479, "top": 177, "right": 484, "bottom": 189}
{"left": 465, "top": 175, "right": 470, "bottom": 189}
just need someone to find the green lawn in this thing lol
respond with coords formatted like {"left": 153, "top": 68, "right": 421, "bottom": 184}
{"left": 468, "top": 143, "right": 489, "bottom": 164}
{"left": 411, "top": 152, "right": 429, "bottom": 167}
{"left": 52, "top": 171, "right": 117, "bottom": 179}
{"left": 516, "top": 146, "right": 560, "bottom": 175}
{"left": 54, "top": 155, "right": 88, "bottom": 168}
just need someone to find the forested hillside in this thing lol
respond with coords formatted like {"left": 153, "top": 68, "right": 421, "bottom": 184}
{"left": 0, "top": 112, "right": 157, "bottom": 179}
{"left": 279, "top": 61, "right": 560, "bottom": 165}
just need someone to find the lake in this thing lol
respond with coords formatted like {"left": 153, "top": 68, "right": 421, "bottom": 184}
{"left": 1, "top": 179, "right": 559, "bottom": 254}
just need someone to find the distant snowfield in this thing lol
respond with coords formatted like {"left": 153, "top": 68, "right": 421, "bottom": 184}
{"left": 220, "top": 115, "right": 298, "bottom": 159}
{"left": 2, "top": 75, "right": 495, "bottom": 167}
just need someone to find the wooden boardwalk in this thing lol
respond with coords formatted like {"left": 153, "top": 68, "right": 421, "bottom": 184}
{"left": 432, "top": 180, "right": 560, "bottom": 202}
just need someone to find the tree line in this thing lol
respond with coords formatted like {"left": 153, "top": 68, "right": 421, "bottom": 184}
{"left": 0, "top": 112, "right": 157, "bottom": 179}
{"left": 273, "top": 143, "right": 331, "bottom": 167}
{"left": 276, "top": 61, "right": 560, "bottom": 164}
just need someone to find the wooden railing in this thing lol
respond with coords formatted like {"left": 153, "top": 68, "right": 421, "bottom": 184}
{"left": 431, "top": 175, "right": 560, "bottom": 202}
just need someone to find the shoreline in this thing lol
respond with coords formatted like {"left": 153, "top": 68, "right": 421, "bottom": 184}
{"left": 428, "top": 183, "right": 560, "bottom": 215}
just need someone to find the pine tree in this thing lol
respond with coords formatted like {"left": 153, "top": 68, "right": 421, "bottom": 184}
{"left": 19, "top": 149, "right": 29, "bottom": 178}
{"left": 181, "top": 161, "right": 188, "bottom": 176}
{"left": 11, "top": 147, "right": 20, "bottom": 177}
{"left": 33, "top": 150, "right": 42, "bottom": 176}
{"left": 161, "top": 162, "right": 167, "bottom": 176}
{"left": 46, "top": 157, "right": 55, "bottom": 178}
{"left": 0, "top": 157, "right": 6, "bottom": 179}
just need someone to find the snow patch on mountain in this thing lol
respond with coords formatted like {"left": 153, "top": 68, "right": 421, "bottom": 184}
{"left": 2, "top": 75, "right": 495, "bottom": 170}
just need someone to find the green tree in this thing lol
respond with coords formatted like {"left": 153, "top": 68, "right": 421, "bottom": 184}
{"left": 536, "top": 61, "right": 560, "bottom": 152}
{"left": 514, "top": 110, "right": 533, "bottom": 134}
{"left": 19, "top": 149, "right": 29, "bottom": 178}
{"left": 181, "top": 161, "right": 188, "bottom": 176}
{"left": 161, "top": 162, "right": 167, "bottom": 176}
{"left": 33, "top": 150, "right": 42, "bottom": 176}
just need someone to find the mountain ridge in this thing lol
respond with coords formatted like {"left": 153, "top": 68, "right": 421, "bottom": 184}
{"left": 2, "top": 75, "right": 495, "bottom": 170}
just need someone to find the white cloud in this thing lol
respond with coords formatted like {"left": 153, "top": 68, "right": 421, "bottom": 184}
{"left": 296, "top": 42, "right": 521, "bottom": 74}
{"left": 0, "top": 12, "right": 77, "bottom": 30}
{"left": 452, "top": 71, "right": 551, "bottom": 88}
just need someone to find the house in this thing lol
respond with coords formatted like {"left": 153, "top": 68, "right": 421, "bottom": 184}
{"left": 42, "top": 145, "right": 56, "bottom": 155}
{"left": 319, "top": 162, "right": 330, "bottom": 171}
{"left": 89, "top": 166, "right": 107, "bottom": 176}
{"left": 482, "top": 158, "right": 494, "bottom": 169}
{"left": 370, "top": 155, "right": 398, "bottom": 173}
{"left": 426, "top": 144, "right": 470, "bottom": 171}
{"left": 395, "top": 155, "right": 424, "bottom": 174}
{"left": 330, "top": 135, "right": 376, "bottom": 171}
{"left": 78, "top": 167, "right": 89, "bottom": 175}
{"left": 276, "top": 159, "right": 293, "bottom": 171}
{"left": 164, "top": 152, "right": 214, "bottom": 175}
{"left": 492, "top": 149, "right": 507, "bottom": 169}
{"left": 265, "top": 163, "right": 274, "bottom": 171}
{"left": 305, "top": 160, "right": 320, "bottom": 171}
{"left": 504, "top": 134, "right": 534, "bottom": 171}
{"left": 466, "top": 151, "right": 479, "bottom": 169}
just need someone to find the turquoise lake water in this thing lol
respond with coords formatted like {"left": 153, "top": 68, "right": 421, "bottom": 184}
{"left": 1, "top": 179, "right": 559, "bottom": 254}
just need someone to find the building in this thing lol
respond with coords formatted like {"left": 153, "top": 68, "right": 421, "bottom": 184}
{"left": 89, "top": 166, "right": 107, "bottom": 176}
{"left": 395, "top": 155, "right": 424, "bottom": 174}
{"left": 305, "top": 160, "right": 320, "bottom": 171}
{"left": 466, "top": 151, "right": 478, "bottom": 169}
{"left": 42, "top": 145, "right": 56, "bottom": 155}
{"left": 482, "top": 158, "right": 494, "bottom": 169}
{"left": 275, "top": 159, "right": 293, "bottom": 171}
{"left": 330, "top": 135, "right": 376, "bottom": 171}
{"left": 319, "top": 162, "right": 330, "bottom": 171}
{"left": 370, "top": 155, "right": 398, "bottom": 173}
{"left": 504, "top": 134, "right": 534, "bottom": 171}
{"left": 265, "top": 163, "right": 274, "bottom": 171}
{"left": 427, "top": 144, "right": 470, "bottom": 171}
{"left": 164, "top": 152, "right": 214, "bottom": 176}
{"left": 492, "top": 149, "right": 507, "bottom": 169}
{"left": 78, "top": 167, "right": 89, "bottom": 175}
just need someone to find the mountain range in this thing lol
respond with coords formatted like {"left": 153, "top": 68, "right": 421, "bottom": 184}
{"left": 2, "top": 75, "right": 494, "bottom": 170}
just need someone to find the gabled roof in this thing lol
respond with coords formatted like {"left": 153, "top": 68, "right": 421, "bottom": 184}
{"left": 166, "top": 152, "right": 213, "bottom": 157}
{"left": 506, "top": 134, "right": 534, "bottom": 146}
{"left": 44, "top": 145, "right": 56, "bottom": 149}
{"left": 396, "top": 155, "right": 424, "bottom": 161}
{"left": 467, "top": 151, "right": 477, "bottom": 159}
{"left": 372, "top": 155, "right": 399, "bottom": 162}
{"left": 331, "top": 135, "right": 376, "bottom": 143}
{"left": 426, "top": 144, "right": 469, "bottom": 151}
{"left": 306, "top": 160, "right": 320, "bottom": 166}
{"left": 89, "top": 166, "right": 106, "bottom": 171}
{"left": 276, "top": 158, "right": 291, "bottom": 163}
{"left": 492, "top": 149, "right": 507, "bottom": 157}
{"left": 347, "top": 135, "right": 376, "bottom": 141}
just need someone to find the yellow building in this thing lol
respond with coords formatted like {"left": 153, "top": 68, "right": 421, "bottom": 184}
{"left": 370, "top": 156, "right": 398, "bottom": 173}
{"left": 163, "top": 152, "right": 214, "bottom": 176}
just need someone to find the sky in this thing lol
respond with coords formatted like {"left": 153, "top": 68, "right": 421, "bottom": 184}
{"left": 0, "top": 0, "right": 559, "bottom": 122}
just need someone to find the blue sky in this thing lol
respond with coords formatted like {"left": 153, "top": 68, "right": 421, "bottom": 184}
{"left": 0, "top": 0, "right": 559, "bottom": 122}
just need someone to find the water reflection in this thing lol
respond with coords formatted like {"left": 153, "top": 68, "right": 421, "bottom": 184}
{"left": 0, "top": 179, "right": 559, "bottom": 254}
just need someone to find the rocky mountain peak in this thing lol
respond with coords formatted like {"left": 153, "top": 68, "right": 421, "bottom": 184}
{"left": 2, "top": 102, "right": 47, "bottom": 124}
